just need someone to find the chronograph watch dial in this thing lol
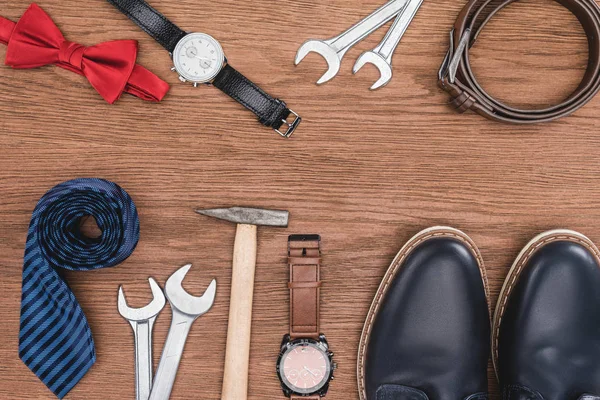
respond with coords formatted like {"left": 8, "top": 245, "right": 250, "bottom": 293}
{"left": 172, "top": 33, "right": 225, "bottom": 83}
{"left": 277, "top": 235, "right": 335, "bottom": 398}
{"left": 105, "top": 0, "right": 301, "bottom": 137}
{"left": 277, "top": 336, "right": 334, "bottom": 397}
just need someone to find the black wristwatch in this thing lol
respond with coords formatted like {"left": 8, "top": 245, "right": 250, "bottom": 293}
{"left": 106, "top": 0, "right": 301, "bottom": 137}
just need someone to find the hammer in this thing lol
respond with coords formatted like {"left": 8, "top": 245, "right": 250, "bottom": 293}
{"left": 196, "top": 206, "right": 289, "bottom": 400}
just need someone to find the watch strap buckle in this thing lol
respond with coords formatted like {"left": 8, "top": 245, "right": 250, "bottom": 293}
{"left": 276, "top": 109, "right": 302, "bottom": 138}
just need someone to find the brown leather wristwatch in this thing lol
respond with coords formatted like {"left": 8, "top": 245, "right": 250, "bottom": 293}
{"left": 276, "top": 235, "right": 336, "bottom": 398}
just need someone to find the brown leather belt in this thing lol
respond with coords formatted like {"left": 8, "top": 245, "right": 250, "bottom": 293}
{"left": 438, "top": 0, "right": 600, "bottom": 123}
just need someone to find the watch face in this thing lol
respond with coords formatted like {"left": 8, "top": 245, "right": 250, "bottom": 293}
{"left": 279, "top": 342, "right": 332, "bottom": 395}
{"left": 172, "top": 33, "right": 225, "bottom": 83}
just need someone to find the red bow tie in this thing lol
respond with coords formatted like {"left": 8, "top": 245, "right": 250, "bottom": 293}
{"left": 0, "top": 3, "right": 169, "bottom": 103}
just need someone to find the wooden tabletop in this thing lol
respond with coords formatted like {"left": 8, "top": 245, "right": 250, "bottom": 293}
{"left": 1, "top": 0, "right": 598, "bottom": 398}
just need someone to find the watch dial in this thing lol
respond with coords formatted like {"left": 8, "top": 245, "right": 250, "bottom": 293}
{"left": 173, "top": 33, "right": 224, "bottom": 83}
{"left": 279, "top": 342, "right": 331, "bottom": 394}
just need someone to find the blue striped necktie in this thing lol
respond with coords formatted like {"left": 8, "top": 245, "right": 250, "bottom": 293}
{"left": 19, "top": 178, "right": 140, "bottom": 398}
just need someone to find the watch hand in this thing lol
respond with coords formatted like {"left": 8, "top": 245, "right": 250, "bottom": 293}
{"left": 303, "top": 366, "right": 318, "bottom": 377}
{"left": 194, "top": 56, "right": 212, "bottom": 69}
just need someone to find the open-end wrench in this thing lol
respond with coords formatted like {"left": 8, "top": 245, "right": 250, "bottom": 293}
{"left": 118, "top": 278, "right": 166, "bottom": 400}
{"left": 149, "top": 264, "right": 217, "bottom": 400}
{"left": 353, "top": 0, "right": 424, "bottom": 90}
{"left": 295, "top": 0, "right": 408, "bottom": 85}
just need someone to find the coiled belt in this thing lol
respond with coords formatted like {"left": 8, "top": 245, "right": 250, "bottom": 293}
{"left": 438, "top": 0, "right": 600, "bottom": 123}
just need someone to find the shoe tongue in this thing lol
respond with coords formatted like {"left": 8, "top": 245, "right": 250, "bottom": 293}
{"left": 376, "top": 385, "right": 429, "bottom": 400}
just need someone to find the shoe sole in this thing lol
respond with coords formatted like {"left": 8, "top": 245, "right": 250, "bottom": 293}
{"left": 356, "top": 226, "right": 491, "bottom": 400}
{"left": 491, "top": 229, "right": 600, "bottom": 380}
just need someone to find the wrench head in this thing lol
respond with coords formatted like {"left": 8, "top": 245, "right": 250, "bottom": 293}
{"left": 295, "top": 40, "right": 341, "bottom": 85}
{"left": 118, "top": 277, "right": 166, "bottom": 322}
{"left": 165, "top": 264, "right": 217, "bottom": 318}
{"left": 353, "top": 51, "right": 393, "bottom": 90}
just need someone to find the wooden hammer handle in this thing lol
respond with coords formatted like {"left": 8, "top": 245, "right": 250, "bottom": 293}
{"left": 221, "top": 224, "right": 257, "bottom": 400}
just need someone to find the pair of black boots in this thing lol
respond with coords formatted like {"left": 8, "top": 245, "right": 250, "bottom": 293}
{"left": 358, "top": 227, "right": 600, "bottom": 400}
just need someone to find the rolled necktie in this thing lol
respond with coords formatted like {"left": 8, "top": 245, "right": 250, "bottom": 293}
{"left": 19, "top": 178, "right": 140, "bottom": 398}
{"left": 0, "top": 3, "right": 169, "bottom": 103}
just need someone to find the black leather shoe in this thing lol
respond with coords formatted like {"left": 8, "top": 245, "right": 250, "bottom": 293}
{"left": 493, "top": 230, "right": 600, "bottom": 400}
{"left": 358, "top": 227, "right": 491, "bottom": 400}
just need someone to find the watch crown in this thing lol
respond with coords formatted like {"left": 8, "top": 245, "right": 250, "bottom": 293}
{"left": 193, "top": 82, "right": 199, "bottom": 88}
{"left": 178, "top": 76, "right": 186, "bottom": 83}
{"left": 170, "top": 67, "right": 176, "bottom": 72}
{"left": 333, "top": 362, "right": 338, "bottom": 370}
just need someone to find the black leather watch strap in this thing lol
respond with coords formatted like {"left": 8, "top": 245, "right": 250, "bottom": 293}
{"left": 213, "top": 64, "right": 301, "bottom": 136}
{"left": 106, "top": 0, "right": 301, "bottom": 137}
{"left": 106, "top": 0, "right": 186, "bottom": 53}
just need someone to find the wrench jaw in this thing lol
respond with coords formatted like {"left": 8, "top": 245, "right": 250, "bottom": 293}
{"left": 353, "top": 52, "right": 393, "bottom": 90}
{"left": 118, "top": 278, "right": 166, "bottom": 400}
{"left": 118, "top": 278, "right": 166, "bottom": 322}
{"left": 295, "top": 40, "right": 342, "bottom": 85}
{"left": 164, "top": 264, "right": 217, "bottom": 318}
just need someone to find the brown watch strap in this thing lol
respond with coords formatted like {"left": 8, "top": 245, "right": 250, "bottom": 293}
{"left": 438, "top": 0, "right": 600, "bottom": 124}
{"left": 288, "top": 234, "right": 321, "bottom": 340}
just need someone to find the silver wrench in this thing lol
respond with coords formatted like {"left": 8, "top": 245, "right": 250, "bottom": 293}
{"left": 118, "top": 278, "right": 166, "bottom": 400}
{"left": 353, "top": 0, "right": 424, "bottom": 90}
{"left": 295, "top": 0, "right": 408, "bottom": 85}
{"left": 149, "top": 264, "right": 217, "bottom": 400}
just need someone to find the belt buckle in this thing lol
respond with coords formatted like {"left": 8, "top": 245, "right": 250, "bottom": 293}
{"left": 438, "top": 28, "right": 471, "bottom": 84}
{"left": 275, "top": 109, "right": 301, "bottom": 138}
{"left": 438, "top": 29, "right": 455, "bottom": 81}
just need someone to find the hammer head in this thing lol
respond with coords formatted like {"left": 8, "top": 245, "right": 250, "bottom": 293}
{"left": 196, "top": 206, "right": 289, "bottom": 227}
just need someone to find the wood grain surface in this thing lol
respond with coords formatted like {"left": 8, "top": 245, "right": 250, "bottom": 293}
{"left": 0, "top": 0, "right": 598, "bottom": 398}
